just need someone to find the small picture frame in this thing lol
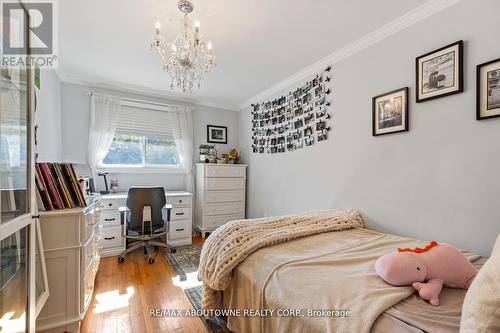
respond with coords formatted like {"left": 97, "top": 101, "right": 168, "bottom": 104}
{"left": 477, "top": 57, "right": 500, "bottom": 120}
{"left": 372, "top": 87, "right": 409, "bottom": 136}
{"left": 207, "top": 125, "right": 227, "bottom": 144}
{"left": 416, "top": 40, "right": 463, "bottom": 103}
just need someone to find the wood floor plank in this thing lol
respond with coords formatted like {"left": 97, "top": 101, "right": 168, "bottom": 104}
{"left": 81, "top": 237, "right": 207, "bottom": 333}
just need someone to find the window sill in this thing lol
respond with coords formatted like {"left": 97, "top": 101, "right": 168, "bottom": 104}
{"left": 96, "top": 166, "right": 187, "bottom": 174}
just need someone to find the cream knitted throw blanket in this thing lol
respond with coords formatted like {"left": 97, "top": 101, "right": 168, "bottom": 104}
{"left": 198, "top": 209, "right": 365, "bottom": 311}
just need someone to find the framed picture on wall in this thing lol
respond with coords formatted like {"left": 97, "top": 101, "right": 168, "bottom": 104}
{"left": 416, "top": 40, "right": 463, "bottom": 103}
{"left": 372, "top": 87, "right": 409, "bottom": 136}
{"left": 207, "top": 125, "right": 227, "bottom": 144}
{"left": 477, "top": 57, "right": 500, "bottom": 120}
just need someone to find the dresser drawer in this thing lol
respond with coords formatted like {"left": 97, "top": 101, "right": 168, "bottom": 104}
{"left": 81, "top": 233, "right": 95, "bottom": 277}
{"left": 100, "top": 210, "right": 120, "bottom": 226}
{"left": 81, "top": 207, "right": 97, "bottom": 244}
{"left": 81, "top": 263, "right": 98, "bottom": 313}
{"left": 206, "top": 178, "right": 245, "bottom": 190}
{"left": 204, "top": 202, "right": 244, "bottom": 216}
{"left": 171, "top": 207, "right": 192, "bottom": 221}
{"left": 205, "top": 213, "right": 245, "bottom": 228}
{"left": 167, "top": 196, "right": 192, "bottom": 207}
{"left": 169, "top": 220, "right": 191, "bottom": 240}
{"left": 206, "top": 190, "right": 245, "bottom": 203}
{"left": 206, "top": 165, "right": 246, "bottom": 178}
{"left": 100, "top": 226, "right": 123, "bottom": 249}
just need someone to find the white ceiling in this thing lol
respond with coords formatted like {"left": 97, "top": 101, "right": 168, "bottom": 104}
{"left": 57, "top": 0, "right": 428, "bottom": 110}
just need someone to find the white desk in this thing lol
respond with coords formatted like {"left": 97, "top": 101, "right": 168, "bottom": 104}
{"left": 99, "top": 191, "right": 193, "bottom": 256}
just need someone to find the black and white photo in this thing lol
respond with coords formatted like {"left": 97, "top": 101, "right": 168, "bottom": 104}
{"left": 477, "top": 57, "right": 500, "bottom": 120}
{"left": 317, "top": 130, "right": 328, "bottom": 142}
{"left": 416, "top": 41, "right": 463, "bottom": 103}
{"left": 316, "top": 121, "right": 326, "bottom": 131}
{"left": 207, "top": 125, "right": 227, "bottom": 144}
{"left": 304, "top": 113, "right": 314, "bottom": 125}
{"left": 372, "top": 87, "right": 409, "bottom": 136}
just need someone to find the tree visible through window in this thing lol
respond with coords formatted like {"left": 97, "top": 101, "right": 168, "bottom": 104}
{"left": 102, "top": 133, "right": 180, "bottom": 167}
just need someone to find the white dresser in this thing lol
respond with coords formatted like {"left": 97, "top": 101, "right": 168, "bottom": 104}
{"left": 37, "top": 197, "right": 101, "bottom": 333}
{"left": 99, "top": 191, "right": 193, "bottom": 256}
{"left": 195, "top": 163, "right": 247, "bottom": 238}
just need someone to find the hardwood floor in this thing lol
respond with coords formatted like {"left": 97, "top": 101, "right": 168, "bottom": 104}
{"left": 81, "top": 237, "right": 207, "bottom": 333}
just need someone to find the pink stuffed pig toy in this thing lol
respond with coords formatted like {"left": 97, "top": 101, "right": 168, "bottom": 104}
{"left": 375, "top": 241, "right": 478, "bottom": 306}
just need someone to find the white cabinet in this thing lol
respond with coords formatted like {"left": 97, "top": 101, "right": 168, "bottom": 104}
{"left": 98, "top": 194, "right": 126, "bottom": 257}
{"left": 99, "top": 191, "right": 193, "bottom": 256}
{"left": 196, "top": 164, "right": 247, "bottom": 238}
{"left": 36, "top": 197, "right": 101, "bottom": 333}
{"left": 165, "top": 192, "right": 193, "bottom": 247}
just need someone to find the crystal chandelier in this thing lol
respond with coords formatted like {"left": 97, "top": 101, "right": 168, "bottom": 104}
{"left": 151, "top": 0, "right": 216, "bottom": 93}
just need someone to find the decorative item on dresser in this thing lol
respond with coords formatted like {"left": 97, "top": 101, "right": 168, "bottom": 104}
{"left": 99, "top": 191, "right": 193, "bottom": 256}
{"left": 195, "top": 163, "right": 247, "bottom": 238}
{"left": 36, "top": 195, "right": 101, "bottom": 333}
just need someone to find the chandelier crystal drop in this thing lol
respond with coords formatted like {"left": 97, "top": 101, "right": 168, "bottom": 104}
{"left": 151, "top": 0, "right": 216, "bottom": 94}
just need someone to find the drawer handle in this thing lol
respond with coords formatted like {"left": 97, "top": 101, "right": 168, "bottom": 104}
{"left": 175, "top": 212, "right": 185, "bottom": 216}
{"left": 104, "top": 237, "right": 115, "bottom": 240}
{"left": 105, "top": 218, "right": 116, "bottom": 222}
{"left": 175, "top": 228, "right": 185, "bottom": 232}
{"left": 179, "top": 199, "right": 182, "bottom": 203}
{"left": 108, "top": 203, "right": 113, "bottom": 206}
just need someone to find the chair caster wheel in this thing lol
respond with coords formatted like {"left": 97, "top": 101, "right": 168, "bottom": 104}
{"left": 118, "top": 257, "right": 125, "bottom": 263}
{"left": 148, "top": 257, "right": 155, "bottom": 264}
{"left": 170, "top": 248, "right": 177, "bottom": 253}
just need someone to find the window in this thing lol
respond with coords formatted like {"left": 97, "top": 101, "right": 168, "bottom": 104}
{"left": 103, "top": 133, "right": 180, "bottom": 166}
{"left": 100, "top": 101, "right": 182, "bottom": 169}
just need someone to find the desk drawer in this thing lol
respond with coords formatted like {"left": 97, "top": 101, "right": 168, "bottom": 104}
{"left": 101, "top": 198, "right": 126, "bottom": 210}
{"left": 205, "top": 213, "right": 244, "bottom": 228}
{"left": 100, "top": 226, "right": 123, "bottom": 249}
{"left": 206, "top": 165, "right": 246, "bottom": 178}
{"left": 171, "top": 207, "right": 192, "bottom": 221}
{"left": 169, "top": 220, "right": 191, "bottom": 240}
{"left": 167, "top": 196, "right": 192, "bottom": 207}
{"left": 206, "top": 178, "right": 245, "bottom": 191}
{"left": 100, "top": 210, "right": 120, "bottom": 226}
{"left": 204, "top": 202, "right": 244, "bottom": 216}
{"left": 206, "top": 190, "right": 244, "bottom": 203}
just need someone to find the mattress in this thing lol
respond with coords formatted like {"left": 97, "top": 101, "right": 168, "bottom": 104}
{"left": 221, "top": 228, "right": 483, "bottom": 333}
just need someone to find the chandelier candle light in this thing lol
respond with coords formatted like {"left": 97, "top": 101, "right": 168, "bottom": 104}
{"left": 151, "top": 0, "right": 216, "bottom": 93}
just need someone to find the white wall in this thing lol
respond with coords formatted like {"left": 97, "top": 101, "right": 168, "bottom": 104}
{"left": 60, "top": 82, "right": 239, "bottom": 192}
{"left": 238, "top": 0, "right": 500, "bottom": 256}
{"left": 36, "top": 69, "right": 62, "bottom": 161}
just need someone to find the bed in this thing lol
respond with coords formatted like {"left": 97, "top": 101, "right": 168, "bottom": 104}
{"left": 221, "top": 228, "right": 483, "bottom": 333}
{"left": 198, "top": 210, "right": 495, "bottom": 333}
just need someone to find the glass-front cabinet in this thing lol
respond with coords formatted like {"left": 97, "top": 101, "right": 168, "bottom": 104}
{"left": 1, "top": 1, "right": 48, "bottom": 332}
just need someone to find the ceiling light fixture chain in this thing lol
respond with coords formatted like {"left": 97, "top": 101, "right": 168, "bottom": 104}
{"left": 151, "top": 0, "right": 216, "bottom": 94}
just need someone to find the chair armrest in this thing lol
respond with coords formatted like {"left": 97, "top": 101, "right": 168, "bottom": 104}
{"left": 162, "top": 204, "right": 173, "bottom": 225}
{"left": 119, "top": 206, "right": 130, "bottom": 225}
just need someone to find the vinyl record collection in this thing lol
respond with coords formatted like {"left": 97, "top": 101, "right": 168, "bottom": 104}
{"left": 35, "top": 162, "right": 87, "bottom": 211}
{"left": 251, "top": 66, "right": 333, "bottom": 154}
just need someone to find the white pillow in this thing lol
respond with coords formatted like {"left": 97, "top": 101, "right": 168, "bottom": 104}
{"left": 460, "top": 233, "right": 500, "bottom": 333}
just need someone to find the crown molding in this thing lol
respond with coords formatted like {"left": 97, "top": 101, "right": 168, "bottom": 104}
{"left": 238, "top": 0, "right": 461, "bottom": 110}
{"left": 55, "top": 71, "right": 239, "bottom": 112}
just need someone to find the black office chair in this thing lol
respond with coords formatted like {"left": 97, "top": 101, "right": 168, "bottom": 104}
{"left": 117, "top": 186, "right": 176, "bottom": 264}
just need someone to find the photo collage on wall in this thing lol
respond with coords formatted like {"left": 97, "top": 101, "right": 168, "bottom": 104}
{"left": 251, "top": 66, "right": 332, "bottom": 154}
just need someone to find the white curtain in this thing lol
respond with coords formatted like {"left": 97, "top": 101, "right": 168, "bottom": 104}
{"left": 168, "top": 107, "right": 194, "bottom": 193}
{"left": 88, "top": 94, "right": 121, "bottom": 170}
